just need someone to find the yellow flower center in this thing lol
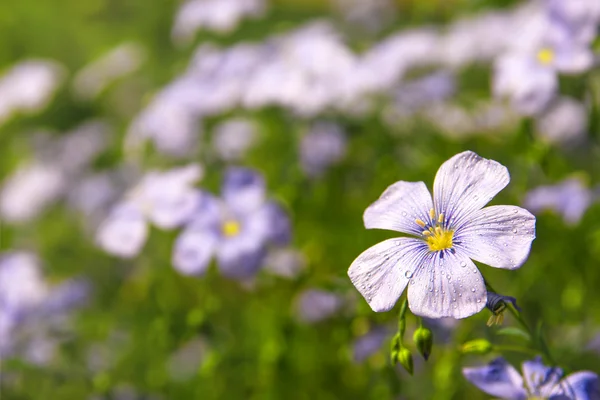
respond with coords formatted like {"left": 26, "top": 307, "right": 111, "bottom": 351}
{"left": 536, "top": 48, "right": 554, "bottom": 66}
{"left": 416, "top": 209, "right": 454, "bottom": 252}
{"left": 222, "top": 219, "right": 241, "bottom": 237}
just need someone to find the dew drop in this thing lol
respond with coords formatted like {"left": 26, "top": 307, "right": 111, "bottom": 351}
{"left": 402, "top": 211, "right": 407, "bottom": 217}
{"left": 513, "top": 209, "right": 518, "bottom": 214}
{"left": 477, "top": 299, "right": 482, "bottom": 303}
{"left": 460, "top": 261, "right": 467, "bottom": 268}
{"left": 471, "top": 287, "right": 476, "bottom": 292}
{"left": 405, "top": 271, "right": 413, "bottom": 279}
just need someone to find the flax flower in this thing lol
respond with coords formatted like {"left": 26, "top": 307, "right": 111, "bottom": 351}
{"left": 348, "top": 151, "right": 535, "bottom": 318}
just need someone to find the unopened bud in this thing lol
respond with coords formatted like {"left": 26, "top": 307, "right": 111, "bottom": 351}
{"left": 413, "top": 326, "right": 433, "bottom": 361}
{"left": 395, "top": 347, "right": 414, "bottom": 375}
{"left": 486, "top": 292, "right": 520, "bottom": 327}
{"left": 461, "top": 339, "right": 492, "bottom": 355}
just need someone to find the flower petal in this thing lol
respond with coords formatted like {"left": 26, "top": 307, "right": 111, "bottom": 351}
{"left": 553, "top": 371, "right": 600, "bottom": 400}
{"left": 172, "top": 227, "right": 219, "bottom": 276}
{"left": 363, "top": 181, "right": 434, "bottom": 236}
{"left": 456, "top": 205, "right": 535, "bottom": 270}
{"left": 463, "top": 357, "right": 527, "bottom": 400}
{"left": 222, "top": 167, "right": 266, "bottom": 215}
{"left": 348, "top": 238, "right": 428, "bottom": 312}
{"left": 522, "top": 357, "right": 563, "bottom": 397}
{"left": 407, "top": 250, "right": 486, "bottom": 319}
{"left": 216, "top": 234, "right": 266, "bottom": 280}
{"left": 433, "top": 151, "right": 510, "bottom": 229}
{"left": 96, "top": 202, "right": 148, "bottom": 258}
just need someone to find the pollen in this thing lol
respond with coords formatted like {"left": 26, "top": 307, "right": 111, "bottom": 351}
{"left": 416, "top": 210, "right": 454, "bottom": 252}
{"left": 536, "top": 48, "right": 554, "bottom": 65}
{"left": 222, "top": 219, "right": 241, "bottom": 237}
{"left": 426, "top": 228, "right": 454, "bottom": 252}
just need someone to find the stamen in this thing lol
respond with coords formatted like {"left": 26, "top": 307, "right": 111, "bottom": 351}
{"left": 415, "top": 219, "right": 426, "bottom": 228}
{"left": 422, "top": 231, "right": 431, "bottom": 236}
{"left": 435, "top": 226, "right": 442, "bottom": 236}
{"left": 429, "top": 208, "right": 435, "bottom": 220}
{"left": 438, "top": 213, "right": 444, "bottom": 224}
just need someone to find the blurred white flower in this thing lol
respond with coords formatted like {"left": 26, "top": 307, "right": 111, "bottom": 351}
{"left": 300, "top": 122, "right": 347, "bottom": 178}
{"left": 534, "top": 97, "right": 588, "bottom": 147}
{"left": 0, "top": 120, "right": 110, "bottom": 224}
{"left": 524, "top": 178, "right": 593, "bottom": 225}
{"left": 212, "top": 118, "right": 258, "bottom": 161}
{"left": 295, "top": 289, "right": 344, "bottom": 323}
{"left": 0, "top": 60, "right": 65, "bottom": 126}
{"left": 172, "top": 0, "right": 266, "bottom": 45}
{"left": 96, "top": 164, "right": 203, "bottom": 258}
{"left": 73, "top": 43, "right": 145, "bottom": 100}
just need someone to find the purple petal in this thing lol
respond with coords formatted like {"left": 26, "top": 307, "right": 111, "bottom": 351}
{"left": 463, "top": 358, "right": 527, "bottom": 400}
{"left": 216, "top": 234, "right": 266, "bottom": 279}
{"left": 222, "top": 167, "right": 265, "bottom": 215}
{"left": 455, "top": 205, "right": 535, "bottom": 270}
{"left": 363, "top": 181, "right": 434, "bottom": 236}
{"left": 554, "top": 371, "right": 600, "bottom": 400}
{"left": 353, "top": 327, "right": 391, "bottom": 363}
{"left": 522, "top": 357, "right": 564, "bottom": 397}
{"left": 407, "top": 249, "right": 486, "bottom": 319}
{"left": 348, "top": 238, "right": 428, "bottom": 312}
{"left": 96, "top": 202, "right": 148, "bottom": 258}
{"left": 295, "top": 289, "right": 343, "bottom": 323}
{"left": 172, "top": 227, "right": 218, "bottom": 276}
{"left": 433, "top": 151, "right": 510, "bottom": 230}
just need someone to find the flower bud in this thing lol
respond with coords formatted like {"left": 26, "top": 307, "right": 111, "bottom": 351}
{"left": 393, "top": 347, "right": 414, "bottom": 375}
{"left": 486, "top": 292, "right": 521, "bottom": 327}
{"left": 461, "top": 339, "right": 492, "bottom": 355}
{"left": 413, "top": 326, "right": 433, "bottom": 361}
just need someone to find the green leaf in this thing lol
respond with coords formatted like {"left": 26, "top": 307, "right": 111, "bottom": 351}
{"left": 495, "top": 327, "right": 531, "bottom": 342}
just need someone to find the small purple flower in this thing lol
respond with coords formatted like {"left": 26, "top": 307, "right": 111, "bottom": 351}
{"left": 348, "top": 151, "right": 536, "bottom": 319}
{"left": 295, "top": 289, "right": 343, "bottom": 323}
{"left": 463, "top": 356, "right": 600, "bottom": 400}
{"left": 352, "top": 326, "right": 391, "bottom": 363}
{"left": 172, "top": 168, "right": 290, "bottom": 279}
{"left": 300, "top": 122, "right": 347, "bottom": 178}
{"left": 524, "top": 178, "right": 593, "bottom": 226}
{"left": 96, "top": 164, "right": 203, "bottom": 258}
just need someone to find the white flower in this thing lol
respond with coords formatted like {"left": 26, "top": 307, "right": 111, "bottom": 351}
{"left": 348, "top": 151, "right": 536, "bottom": 319}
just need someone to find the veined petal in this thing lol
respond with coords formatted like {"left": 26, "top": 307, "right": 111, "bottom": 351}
{"left": 553, "top": 371, "right": 600, "bottom": 400}
{"left": 363, "top": 181, "right": 434, "bottom": 236}
{"left": 433, "top": 151, "right": 510, "bottom": 229}
{"left": 408, "top": 249, "right": 486, "bottom": 319}
{"left": 522, "top": 357, "right": 564, "bottom": 397}
{"left": 172, "top": 227, "right": 218, "bottom": 276}
{"left": 348, "top": 238, "right": 428, "bottom": 312}
{"left": 456, "top": 206, "right": 535, "bottom": 270}
{"left": 463, "top": 358, "right": 527, "bottom": 400}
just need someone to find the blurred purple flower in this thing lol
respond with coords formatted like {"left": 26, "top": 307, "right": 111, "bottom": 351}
{"left": 295, "top": 289, "right": 343, "bottom": 323}
{"left": 545, "top": 0, "right": 600, "bottom": 44}
{"left": 173, "top": 168, "right": 290, "bottom": 279}
{"left": 0, "top": 252, "right": 89, "bottom": 363}
{"left": 352, "top": 326, "right": 391, "bottom": 363}
{"left": 212, "top": 118, "right": 258, "bottom": 161}
{"left": 300, "top": 122, "right": 347, "bottom": 178}
{"left": 524, "top": 178, "right": 593, "bottom": 226}
{"left": 264, "top": 248, "right": 306, "bottom": 279}
{"left": 96, "top": 164, "right": 203, "bottom": 258}
{"left": 535, "top": 97, "right": 588, "bottom": 147}
{"left": 463, "top": 356, "right": 600, "bottom": 399}
{"left": 0, "top": 60, "right": 65, "bottom": 126}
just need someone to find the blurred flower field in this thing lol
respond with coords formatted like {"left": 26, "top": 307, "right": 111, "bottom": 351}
{"left": 1, "top": 0, "right": 599, "bottom": 398}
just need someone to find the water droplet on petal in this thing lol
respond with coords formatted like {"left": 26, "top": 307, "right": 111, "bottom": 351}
{"left": 512, "top": 228, "right": 518, "bottom": 234}
{"left": 471, "top": 288, "right": 476, "bottom": 292}
{"left": 405, "top": 271, "right": 413, "bottom": 279}
{"left": 402, "top": 211, "right": 407, "bottom": 217}
{"left": 460, "top": 261, "right": 467, "bottom": 268}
